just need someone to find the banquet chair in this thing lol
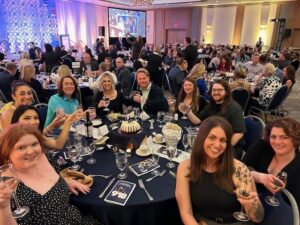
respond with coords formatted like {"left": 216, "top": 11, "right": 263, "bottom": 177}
{"left": 51, "top": 66, "right": 59, "bottom": 74}
{"left": 162, "top": 72, "right": 173, "bottom": 96}
{"left": 31, "top": 88, "right": 41, "bottom": 104}
{"left": 278, "top": 82, "right": 297, "bottom": 117}
{"left": 259, "top": 189, "right": 299, "bottom": 225}
{"left": 35, "top": 103, "right": 48, "bottom": 126}
{"left": 0, "top": 89, "right": 8, "bottom": 103}
{"left": 243, "top": 115, "right": 265, "bottom": 152}
{"left": 231, "top": 88, "right": 250, "bottom": 112}
{"left": 249, "top": 85, "right": 288, "bottom": 122}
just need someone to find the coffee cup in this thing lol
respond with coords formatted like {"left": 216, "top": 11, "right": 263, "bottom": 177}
{"left": 155, "top": 134, "right": 163, "bottom": 142}
{"left": 139, "top": 144, "right": 149, "bottom": 154}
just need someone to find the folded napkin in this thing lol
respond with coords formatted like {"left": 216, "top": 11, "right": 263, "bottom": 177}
{"left": 60, "top": 168, "right": 93, "bottom": 187}
{"left": 139, "top": 111, "right": 149, "bottom": 121}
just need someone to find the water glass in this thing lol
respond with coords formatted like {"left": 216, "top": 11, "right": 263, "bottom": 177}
{"left": 68, "top": 147, "right": 80, "bottom": 170}
{"left": 56, "top": 107, "right": 65, "bottom": 118}
{"left": 88, "top": 107, "right": 96, "bottom": 120}
{"left": 166, "top": 145, "right": 177, "bottom": 168}
{"left": 85, "top": 139, "right": 96, "bottom": 164}
{"left": 0, "top": 164, "right": 30, "bottom": 218}
{"left": 157, "top": 111, "right": 165, "bottom": 128}
{"left": 115, "top": 150, "right": 127, "bottom": 179}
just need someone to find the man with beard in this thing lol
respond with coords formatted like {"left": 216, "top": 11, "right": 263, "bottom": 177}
{"left": 186, "top": 80, "right": 246, "bottom": 157}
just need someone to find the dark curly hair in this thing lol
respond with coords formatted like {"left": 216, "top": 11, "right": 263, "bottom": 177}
{"left": 264, "top": 117, "right": 300, "bottom": 149}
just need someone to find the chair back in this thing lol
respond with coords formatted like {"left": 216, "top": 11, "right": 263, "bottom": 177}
{"left": 266, "top": 85, "right": 288, "bottom": 111}
{"left": 31, "top": 88, "right": 40, "bottom": 104}
{"left": 51, "top": 66, "right": 59, "bottom": 74}
{"left": 259, "top": 189, "right": 299, "bottom": 225}
{"left": 162, "top": 72, "right": 173, "bottom": 95}
{"left": 231, "top": 88, "right": 250, "bottom": 111}
{"left": 34, "top": 103, "right": 48, "bottom": 126}
{"left": 0, "top": 89, "right": 8, "bottom": 103}
{"left": 244, "top": 115, "right": 265, "bottom": 150}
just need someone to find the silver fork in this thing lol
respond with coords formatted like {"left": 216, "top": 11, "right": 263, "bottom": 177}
{"left": 146, "top": 170, "right": 166, "bottom": 182}
{"left": 138, "top": 179, "right": 154, "bottom": 201}
{"left": 89, "top": 174, "right": 112, "bottom": 179}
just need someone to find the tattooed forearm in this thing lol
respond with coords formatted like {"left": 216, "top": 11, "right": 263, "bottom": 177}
{"left": 234, "top": 163, "right": 253, "bottom": 185}
{"left": 248, "top": 201, "right": 264, "bottom": 223}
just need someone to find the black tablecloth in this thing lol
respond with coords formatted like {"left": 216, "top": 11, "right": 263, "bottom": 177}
{"left": 59, "top": 117, "right": 194, "bottom": 225}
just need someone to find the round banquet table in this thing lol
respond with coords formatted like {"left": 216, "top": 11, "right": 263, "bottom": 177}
{"left": 59, "top": 117, "right": 193, "bottom": 225}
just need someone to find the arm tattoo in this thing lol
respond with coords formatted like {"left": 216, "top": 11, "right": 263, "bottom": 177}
{"left": 249, "top": 202, "right": 264, "bottom": 222}
{"left": 234, "top": 163, "right": 253, "bottom": 185}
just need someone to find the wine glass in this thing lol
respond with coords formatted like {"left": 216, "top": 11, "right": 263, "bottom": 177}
{"left": 68, "top": 147, "right": 80, "bottom": 170}
{"left": 102, "top": 97, "right": 110, "bottom": 111}
{"left": 166, "top": 145, "right": 177, "bottom": 168}
{"left": 133, "top": 107, "right": 140, "bottom": 120}
{"left": 157, "top": 111, "right": 165, "bottom": 128}
{"left": 55, "top": 107, "right": 65, "bottom": 118}
{"left": 115, "top": 150, "right": 127, "bottom": 179}
{"left": 88, "top": 107, "right": 96, "bottom": 120}
{"left": 233, "top": 181, "right": 250, "bottom": 222}
{"left": 265, "top": 171, "right": 288, "bottom": 206}
{"left": 0, "top": 164, "right": 30, "bottom": 218}
{"left": 181, "top": 103, "right": 190, "bottom": 119}
{"left": 187, "top": 133, "right": 195, "bottom": 153}
{"left": 151, "top": 148, "right": 160, "bottom": 175}
{"left": 182, "top": 134, "right": 189, "bottom": 152}
{"left": 85, "top": 139, "right": 96, "bottom": 164}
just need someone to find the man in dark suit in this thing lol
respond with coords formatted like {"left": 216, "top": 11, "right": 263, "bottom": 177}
{"left": 168, "top": 57, "right": 187, "bottom": 97}
{"left": 80, "top": 52, "right": 99, "bottom": 75}
{"left": 0, "top": 63, "right": 18, "bottom": 101}
{"left": 116, "top": 57, "right": 132, "bottom": 97}
{"left": 132, "top": 68, "right": 168, "bottom": 115}
{"left": 28, "top": 42, "right": 37, "bottom": 60}
{"left": 183, "top": 37, "right": 198, "bottom": 71}
{"left": 146, "top": 47, "right": 163, "bottom": 86}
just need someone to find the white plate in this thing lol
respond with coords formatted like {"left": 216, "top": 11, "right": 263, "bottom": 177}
{"left": 153, "top": 137, "right": 165, "bottom": 144}
{"left": 136, "top": 148, "right": 151, "bottom": 157}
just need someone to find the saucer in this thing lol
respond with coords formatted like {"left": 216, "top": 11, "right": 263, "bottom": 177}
{"left": 136, "top": 148, "right": 151, "bottom": 157}
{"left": 153, "top": 137, "right": 165, "bottom": 144}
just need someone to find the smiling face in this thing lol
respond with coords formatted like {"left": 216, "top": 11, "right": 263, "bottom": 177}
{"left": 183, "top": 80, "right": 194, "bottom": 95}
{"left": 204, "top": 127, "right": 227, "bottom": 162}
{"left": 18, "top": 109, "right": 40, "bottom": 128}
{"left": 9, "top": 134, "right": 42, "bottom": 170}
{"left": 270, "top": 127, "right": 295, "bottom": 156}
{"left": 102, "top": 76, "right": 113, "bottom": 91}
{"left": 137, "top": 71, "right": 150, "bottom": 90}
{"left": 12, "top": 85, "right": 33, "bottom": 107}
{"left": 211, "top": 83, "right": 226, "bottom": 104}
{"left": 62, "top": 77, "right": 75, "bottom": 97}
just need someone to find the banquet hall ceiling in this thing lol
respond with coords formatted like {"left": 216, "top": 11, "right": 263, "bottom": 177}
{"left": 79, "top": 0, "right": 295, "bottom": 8}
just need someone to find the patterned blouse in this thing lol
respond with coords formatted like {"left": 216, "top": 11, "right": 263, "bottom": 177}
{"left": 258, "top": 75, "right": 282, "bottom": 107}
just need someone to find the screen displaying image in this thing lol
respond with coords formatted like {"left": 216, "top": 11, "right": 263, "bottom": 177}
{"left": 108, "top": 8, "right": 146, "bottom": 38}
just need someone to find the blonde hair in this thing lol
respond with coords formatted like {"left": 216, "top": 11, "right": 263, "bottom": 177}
{"left": 21, "top": 64, "right": 36, "bottom": 82}
{"left": 99, "top": 72, "right": 116, "bottom": 91}
{"left": 264, "top": 63, "right": 276, "bottom": 76}
{"left": 20, "top": 52, "right": 30, "bottom": 60}
{"left": 188, "top": 63, "right": 205, "bottom": 80}
{"left": 58, "top": 65, "right": 71, "bottom": 78}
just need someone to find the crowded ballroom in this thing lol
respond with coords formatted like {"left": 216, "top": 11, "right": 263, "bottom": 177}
{"left": 0, "top": 0, "right": 300, "bottom": 224}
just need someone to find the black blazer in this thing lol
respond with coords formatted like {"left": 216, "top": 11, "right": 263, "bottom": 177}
{"left": 129, "top": 84, "right": 168, "bottom": 115}
{"left": 183, "top": 44, "right": 198, "bottom": 71}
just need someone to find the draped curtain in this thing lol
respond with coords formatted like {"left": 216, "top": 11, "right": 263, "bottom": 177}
{"left": 55, "top": 0, "right": 108, "bottom": 51}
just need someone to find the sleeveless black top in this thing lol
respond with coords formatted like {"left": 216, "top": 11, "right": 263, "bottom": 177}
{"left": 190, "top": 171, "right": 240, "bottom": 223}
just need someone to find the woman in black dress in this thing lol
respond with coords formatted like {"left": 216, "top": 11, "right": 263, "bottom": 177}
{"left": 0, "top": 124, "right": 100, "bottom": 225}
{"left": 93, "top": 71, "right": 125, "bottom": 117}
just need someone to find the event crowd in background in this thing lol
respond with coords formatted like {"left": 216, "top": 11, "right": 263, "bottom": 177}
{"left": 0, "top": 34, "right": 299, "bottom": 225}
